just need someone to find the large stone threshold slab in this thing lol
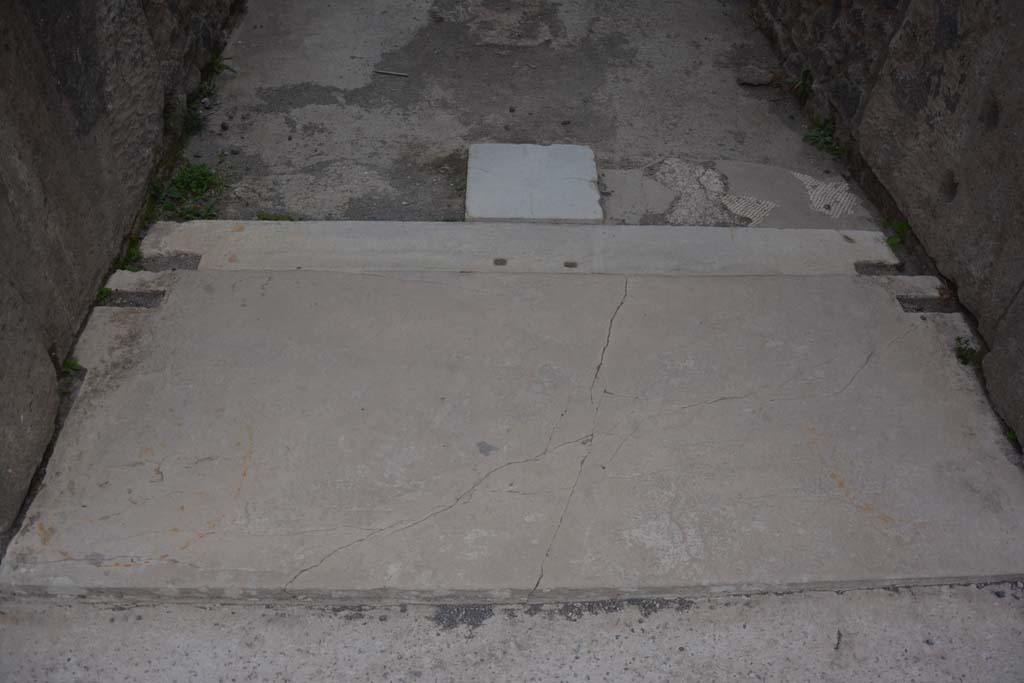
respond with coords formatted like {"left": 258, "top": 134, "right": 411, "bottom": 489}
{"left": 2, "top": 267, "right": 1021, "bottom": 603}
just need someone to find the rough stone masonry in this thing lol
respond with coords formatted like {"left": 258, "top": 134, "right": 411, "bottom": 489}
{"left": 751, "top": 0, "right": 1024, "bottom": 442}
{"left": 0, "top": 0, "right": 240, "bottom": 535}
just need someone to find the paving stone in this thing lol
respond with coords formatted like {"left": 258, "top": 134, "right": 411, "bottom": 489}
{"left": 466, "top": 144, "right": 603, "bottom": 223}
{"left": 2, "top": 251, "right": 1022, "bottom": 602}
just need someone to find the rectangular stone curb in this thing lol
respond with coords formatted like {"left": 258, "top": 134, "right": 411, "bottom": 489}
{"left": 144, "top": 220, "right": 898, "bottom": 276}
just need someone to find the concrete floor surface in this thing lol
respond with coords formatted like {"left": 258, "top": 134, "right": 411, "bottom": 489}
{"left": 2, "top": 583, "right": 1022, "bottom": 682}
{"left": 187, "top": 0, "right": 875, "bottom": 228}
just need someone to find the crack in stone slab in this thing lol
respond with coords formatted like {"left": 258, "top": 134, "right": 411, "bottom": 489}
{"left": 596, "top": 326, "right": 916, "bottom": 471}
{"left": 589, "top": 277, "right": 629, "bottom": 405}
{"left": 601, "top": 417, "right": 646, "bottom": 470}
{"left": 527, "top": 444, "right": 592, "bottom": 601}
{"left": 282, "top": 393, "right": 586, "bottom": 590}
{"left": 769, "top": 325, "right": 917, "bottom": 403}
{"left": 532, "top": 280, "right": 633, "bottom": 598}
{"left": 598, "top": 389, "right": 761, "bottom": 471}
{"left": 596, "top": 359, "right": 862, "bottom": 471}
{"left": 220, "top": 524, "right": 384, "bottom": 538}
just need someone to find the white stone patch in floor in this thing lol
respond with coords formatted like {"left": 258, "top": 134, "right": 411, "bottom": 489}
{"left": 716, "top": 161, "right": 879, "bottom": 230}
{"left": 721, "top": 193, "right": 777, "bottom": 225}
{"left": 791, "top": 171, "right": 860, "bottom": 219}
{"left": 598, "top": 160, "right": 878, "bottom": 229}
{"left": 640, "top": 159, "right": 776, "bottom": 227}
{"left": 466, "top": 143, "right": 603, "bottom": 223}
{"left": 651, "top": 159, "right": 746, "bottom": 226}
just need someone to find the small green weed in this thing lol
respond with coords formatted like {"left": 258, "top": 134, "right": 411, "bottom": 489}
{"left": 154, "top": 162, "right": 223, "bottom": 221}
{"left": 885, "top": 219, "right": 911, "bottom": 247}
{"left": 790, "top": 67, "right": 812, "bottom": 102}
{"left": 211, "top": 53, "right": 236, "bottom": 75}
{"left": 138, "top": 194, "right": 158, "bottom": 230}
{"left": 1008, "top": 429, "right": 1020, "bottom": 447}
{"left": 117, "top": 236, "right": 142, "bottom": 271}
{"left": 804, "top": 120, "right": 843, "bottom": 157}
{"left": 181, "top": 53, "right": 234, "bottom": 141}
{"left": 96, "top": 287, "right": 112, "bottom": 305}
{"left": 953, "top": 336, "right": 980, "bottom": 366}
{"left": 193, "top": 53, "right": 233, "bottom": 106}
{"left": 197, "top": 78, "right": 217, "bottom": 101}
{"left": 62, "top": 357, "right": 82, "bottom": 375}
{"left": 256, "top": 211, "right": 297, "bottom": 221}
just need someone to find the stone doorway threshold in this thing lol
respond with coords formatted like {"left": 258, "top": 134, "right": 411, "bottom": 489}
{"left": 2, "top": 221, "right": 1022, "bottom": 604}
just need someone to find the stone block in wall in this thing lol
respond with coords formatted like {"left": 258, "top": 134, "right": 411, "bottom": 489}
{"left": 752, "top": 0, "right": 903, "bottom": 133}
{"left": 858, "top": 0, "right": 1024, "bottom": 342}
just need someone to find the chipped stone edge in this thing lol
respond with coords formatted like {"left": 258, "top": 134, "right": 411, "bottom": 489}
{"left": 3, "top": 573, "right": 1024, "bottom": 608}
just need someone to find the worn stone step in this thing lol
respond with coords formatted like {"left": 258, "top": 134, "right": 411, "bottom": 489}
{"left": 2, "top": 267, "right": 1021, "bottom": 604}
{"left": 142, "top": 220, "right": 898, "bottom": 276}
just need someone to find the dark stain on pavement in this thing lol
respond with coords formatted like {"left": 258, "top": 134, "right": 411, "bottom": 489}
{"left": 255, "top": 82, "right": 344, "bottom": 113}
{"left": 433, "top": 604, "right": 495, "bottom": 629}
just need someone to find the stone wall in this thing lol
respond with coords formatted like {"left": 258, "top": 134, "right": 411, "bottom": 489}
{"left": 0, "top": 0, "right": 238, "bottom": 534}
{"left": 752, "top": 0, "right": 1024, "bottom": 442}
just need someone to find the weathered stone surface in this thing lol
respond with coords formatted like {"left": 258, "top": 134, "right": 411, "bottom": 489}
{"left": 185, "top": 0, "right": 846, "bottom": 223}
{"left": 752, "top": 0, "right": 901, "bottom": 127}
{"left": 3, "top": 584, "right": 1024, "bottom": 681}
{"left": 751, "top": 0, "right": 1024, "bottom": 441}
{"left": 0, "top": 0, "right": 237, "bottom": 534}
{"left": 3, "top": 259, "right": 1022, "bottom": 600}
{"left": 142, "top": 220, "right": 896, "bottom": 276}
{"left": 985, "top": 290, "right": 1024, "bottom": 444}
{"left": 0, "top": 283, "right": 60, "bottom": 532}
{"left": 858, "top": 2, "right": 1024, "bottom": 340}
{"left": 735, "top": 65, "right": 775, "bottom": 86}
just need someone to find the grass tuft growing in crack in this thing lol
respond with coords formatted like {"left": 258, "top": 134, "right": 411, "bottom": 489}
{"left": 116, "top": 235, "right": 142, "bottom": 271}
{"left": 789, "top": 67, "right": 812, "bottom": 102}
{"left": 885, "top": 219, "right": 911, "bottom": 248}
{"left": 954, "top": 336, "right": 981, "bottom": 366}
{"left": 182, "top": 51, "right": 232, "bottom": 135}
{"left": 210, "top": 52, "right": 236, "bottom": 76}
{"left": 154, "top": 162, "right": 224, "bottom": 220}
{"left": 61, "top": 357, "right": 82, "bottom": 375}
{"left": 804, "top": 120, "right": 844, "bottom": 157}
